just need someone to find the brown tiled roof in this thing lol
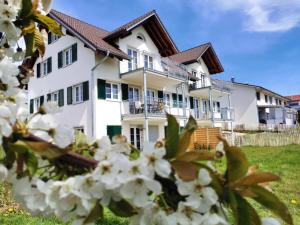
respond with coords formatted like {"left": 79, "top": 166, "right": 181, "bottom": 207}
{"left": 105, "top": 10, "right": 156, "bottom": 39}
{"left": 168, "top": 43, "right": 224, "bottom": 74}
{"left": 49, "top": 10, "right": 129, "bottom": 59}
{"left": 168, "top": 43, "right": 211, "bottom": 64}
{"left": 286, "top": 95, "right": 300, "bottom": 101}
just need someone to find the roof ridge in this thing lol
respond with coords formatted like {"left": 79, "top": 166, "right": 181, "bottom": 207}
{"left": 174, "top": 42, "right": 211, "bottom": 56}
{"left": 107, "top": 9, "right": 156, "bottom": 35}
{"left": 50, "top": 9, "right": 109, "bottom": 34}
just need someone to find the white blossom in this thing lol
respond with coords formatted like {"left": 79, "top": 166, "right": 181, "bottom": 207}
{"left": 262, "top": 218, "right": 281, "bottom": 225}
{"left": 0, "top": 164, "right": 8, "bottom": 181}
{"left": 140, "top": 142, "right": 171, "bottom": 178}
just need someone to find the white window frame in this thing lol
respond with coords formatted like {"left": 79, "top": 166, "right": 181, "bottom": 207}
{"left": 49, "top": 32, "right": 60, "bottom": 44}
{"left": 144, "top": 54, "right": 153, "bottom": 69}
{"left": 105, "top": 82, "right": 119, "bottom": 101}
{"left": 74, "top": 126, "right": 84, "bottom": 134}
{"left": 202, "top": 99, "right": 209, "bottom": 113}
{"left": 128, "top": 86, "right": 140, "bottom": 101}
{"left": 213, "top": 101, "right": 221, "bottom": 113}
{"left": 72, "top": 83, "right": 83, "bottom": 104}
{"left": 50, "top": 91, "right": 59, "bottom": 104}
{"left": 40, "top": 58, "right": 51, "bottom": 77}
{"left": 191, "top": 70, "right": 197, "bottom": 77}
{"left": 34, "top": 97, "right": 41, "bottom": 113}
{"left": 63, "top": 47, "right": 72, "bottom": 67}
{"left": 164, "top": 93, "right": 171, "bottom": 106}
{"left": 127, "top": 48, "right": 138, "bottom": 71}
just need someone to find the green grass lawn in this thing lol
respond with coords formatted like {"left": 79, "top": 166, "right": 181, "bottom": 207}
{"left": 1, "top": 145, "right": 299, "bottom": 224}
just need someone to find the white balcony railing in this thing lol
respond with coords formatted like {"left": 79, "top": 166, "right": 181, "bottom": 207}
{"left": 121, "top": 50, "right": 189, "bottom": 81}
{"left": 122, "top": 97, "right": 188, "bottom": 117}
{"left": 190, "top": 78, "right": 232, "bottom": 93}
{"left": 190, "top": 108, "right": 234, "bottom": 121}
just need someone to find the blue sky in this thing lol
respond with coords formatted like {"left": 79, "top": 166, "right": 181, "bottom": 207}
{"left": 53, "top": 0, "right": 300, "bottom": 96}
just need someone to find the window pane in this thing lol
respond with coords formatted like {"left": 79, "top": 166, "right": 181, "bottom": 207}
{"left": 144, "top": 55, "right": 148, "bottom": 68}
{"left": 113, "top": 84, "right": 118, "bottom": 99}
{"left": 105, "top": 83, "right": 111, "bottom": 99}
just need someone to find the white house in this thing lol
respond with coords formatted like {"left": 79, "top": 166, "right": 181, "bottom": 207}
{"left": 28, "top": 10, "right": 234, "bottom": 149}
{"left": 220, "top": 79, "right": 297, "bottom": 130}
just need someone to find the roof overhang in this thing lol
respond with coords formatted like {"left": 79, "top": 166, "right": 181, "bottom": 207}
{"left": 49, "top": 12, "right": 130, "bottom": 60}
{"left": 104, "top": 13, "right": 179, "bottom": 57}
{"left": 183, "top": 44, "right": 224, "bottom": 75}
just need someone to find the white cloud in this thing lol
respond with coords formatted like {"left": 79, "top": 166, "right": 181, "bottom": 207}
{"left": 200, "top": 0, "right": 300, "bottom": 32}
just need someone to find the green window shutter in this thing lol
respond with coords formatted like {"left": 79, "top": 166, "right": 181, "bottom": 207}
{"left": 30, "top": 99, "right": 34, "bottom": 113}
{"left": 48, "top": 32, "right": 52, "bottom": 44}
{"left": 37, "top": 63, "right": 41, "bottom": 78}
{"left": 107, "top": 125, "right": 122, "bottom": 141}
{"left": 97, "top": 79, "right": 106, "bottom": 99}
{"left": 158, "top": 90, "right": 164, "bottom": 99}
{"left": 83, "top": 81, "right": 89, "bottom": 101}
{"left": 121, "top": 83, "right": 129, "bottom": 100}
{"left": 58, "top": 89, "right": 64, "bottom": 107}
{"left": 67, "top": 86, "right": 72, "bottom": 105}
{"left": 40, "top": 96, "right": 44, "bottom": 106}
{"left": 190, "top": 97, "right": 194, "bottom": 109}
{"left": 47, "top": 57, "right": 52, "bottom": 74}
{"left": 47, "top": 93, "right": 51, "bottom": 101}
{"left": 72, "top": 43, "right": 77, "bottom": 63}
{"left": 58, "top": 51, "right": 63, "bottom": 69}
{"left": 172, "top": 93, "right": 177, "bottom": 107}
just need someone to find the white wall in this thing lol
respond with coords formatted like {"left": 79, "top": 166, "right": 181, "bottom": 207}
{"left": 28, "top": 28, "right": 96, "bottom": 137}
{"left": 224, "top": 84, "right": 259, "bottom": 130}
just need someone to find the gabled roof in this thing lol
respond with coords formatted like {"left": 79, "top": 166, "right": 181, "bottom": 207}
{"left": 168, "top": 43, "right": 224, "bottom": 75}
{"left": 49, "top": 10, "right": 130, "bottom": 60}
{"left": 104, "top": 10, "right": 179, "bottom": 57}
{"left": 229, "top": 81, "right": 289, "bottom": 101}
{"left": 286, "top": 95, "right": 300, "bottom": 101}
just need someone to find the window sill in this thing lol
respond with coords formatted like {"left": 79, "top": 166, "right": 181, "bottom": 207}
{"left": 105, "top": 99, "right": 120, "bottom": 102}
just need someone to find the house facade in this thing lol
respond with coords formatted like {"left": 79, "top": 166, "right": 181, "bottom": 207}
{"left": 220, "top": 79, "right": 297, "bottom": 130}
{"left": 28, "top": 10, "right": 234, "bottom": 148}
{"left": 286, "top": 95, "right": 300, "bottom": 122}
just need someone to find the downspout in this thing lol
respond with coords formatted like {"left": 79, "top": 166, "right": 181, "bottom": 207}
{"left": 91, "top": 50, "right": 110, "bottom": 138}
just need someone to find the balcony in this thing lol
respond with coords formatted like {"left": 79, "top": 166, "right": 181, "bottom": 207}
{"left": 121, "top": 97, "right": 188, "bottom": 121}
{"left": 190, "top": 108, "right": 234, "bottom": 122}
{"left": 120, "top": 51, "right": 189, "bottom": 89}
{"left": 189, "top": 78, "right": 232, "bottom": 98}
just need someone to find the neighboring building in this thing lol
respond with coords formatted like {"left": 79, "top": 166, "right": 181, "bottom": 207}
{"left": 219, "top": 79, "right": 297, "bottom": 130}
{"left": 28, "top": 9, "right": 234, "bottom": 149}
{"left": 286, "top": 95, "right": 300, "bottom": 110}
{"left": 286, "top": 95, "right": 300, "bottom": 122}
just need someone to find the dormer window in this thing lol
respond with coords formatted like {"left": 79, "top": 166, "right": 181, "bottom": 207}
{"left": 136, "top": 33, "right": 146, "bottom": 42}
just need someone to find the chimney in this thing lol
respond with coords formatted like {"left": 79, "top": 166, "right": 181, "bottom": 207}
{"left": 231, "top": 76, "right": 235, "bottom": 83}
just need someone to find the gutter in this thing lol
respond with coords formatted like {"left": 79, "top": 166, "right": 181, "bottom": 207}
{"left": 91, "top": 51, "right": 110, "bottom": 138}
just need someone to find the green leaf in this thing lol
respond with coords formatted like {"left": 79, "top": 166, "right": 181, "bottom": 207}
{"left": 171, "top": 160, "right": 198, "bottom": 182}
{"left": 235, "top": 172, "right": 280, "bottom": 187}
{"left": 24, "top": 140, "right": 66, "bottom": 159}
{"left": 25, "top": 151, "right": 38, "bottom": 177}
{"left": 33, "top": 14, "right": 64, "bottom": 35}
{"left": 7, "top": 141, "right": 30, "bottom": 154}
{"left": 177, "top": 151, "right": 215, "bottom": 162}
{"left": 74, "top": 131, "right": 88, "bottom": 148}
{"left": 165, "top": 114, "right": 179, "bottom": 159}
{"left": 223, "top": 139, "right": 249, "bottom": 183}
{"left": 229, "top": 191, "right": 262, "bottom": 225}
{"left": 129, "top": 145, "right": 140, "bottom": 160}
{"left": 250, "top": 185, "right": 294, "bottom": 225}
{"left": 83, "top": 201, "right": 103, "bottom": 224}
{"left": 0, "top": 145, "right": 6, "bottom": 160}
{"left": 22, "top": 21, "right": 36, "bottom": 35}
{"left": 19, "top": 0, "right": 33, "bottom": 18}
{"left": 33, "top": 28, "right": 46, "bottom": 57}
{"left": 24, "top": 32, "right": 34, "bottom": 57}
{"left": 108, "top": 199, "right": 137, "bottom": 217}
{"left": 177, "top": 116, "right": 197, "bottom": 157}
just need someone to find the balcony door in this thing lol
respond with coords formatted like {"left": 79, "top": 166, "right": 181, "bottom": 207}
{"left": 128, "top": 87, "right": 140, "bottom": 114}
{"left": 147, "top": 90, "right": 156, "bottom": 104}
{"left": 194, "top": 98, "right": 201, "bottom": 119}
{"left": 130, "top": 126, "right": 143, "bottom": 149}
